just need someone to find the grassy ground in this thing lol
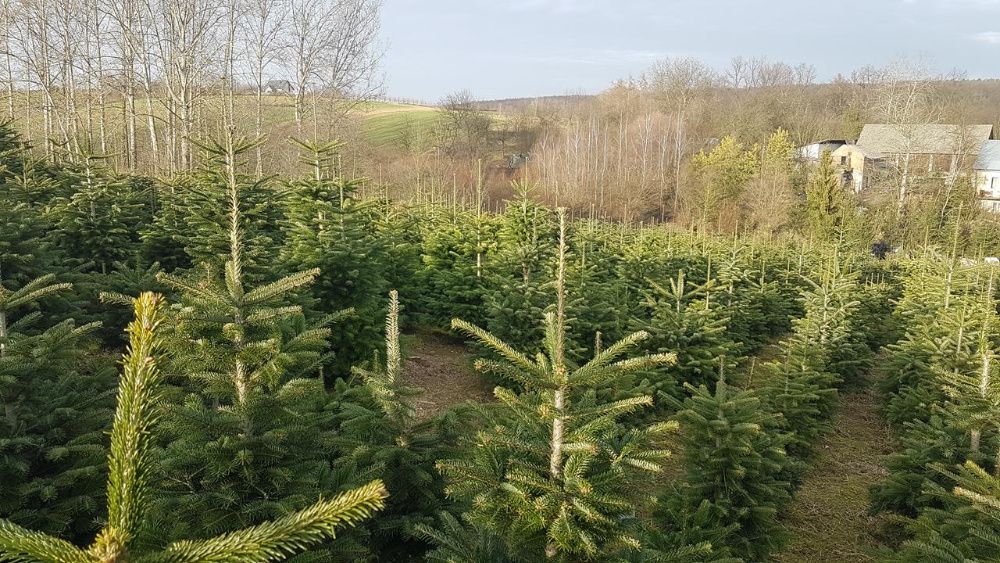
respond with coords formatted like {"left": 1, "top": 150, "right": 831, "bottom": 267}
{"left": 361, "top": 104, "right": 443, "bottom": 149}
{"left": 772, "top": 380, "right": 896, "bottom": 563}
{"left": 9, "top": 92, "right": 442, "bottom": 150}
{"left": 400, "top": 329, "right": 492, "bottom": 420}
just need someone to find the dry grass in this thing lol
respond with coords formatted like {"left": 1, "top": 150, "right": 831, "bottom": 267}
{"left": 772, "top": 382, "right": 896, "bottom": 563}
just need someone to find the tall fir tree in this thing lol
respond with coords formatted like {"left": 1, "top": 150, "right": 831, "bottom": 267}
{"left": 803, "top": 151, "right": 847, "bottom": 240}
{"left": 437, "top": 209, "right": 678, "bottom": 560}
{"left": 143, "top": 139, "right": 282, "bottom": 279}
{"left": 148, "top": 139, "right": 368, "bottom": 557}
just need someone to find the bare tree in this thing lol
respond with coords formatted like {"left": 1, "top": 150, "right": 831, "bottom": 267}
{"left": 725, "top": 56, "right": 747, "bottom": 89}
{"left": 644, "top": 57, "right": 718, "bottom": 215}
{"left": 241, "top": 0, "right": 286, "bottom": 175}
{"left": 288, "top": 0, "right": 382, "bottom": 138}
{"left": 149, "top": 0, "right": 221, "bottom": 170}
{"left": 861, "top": 58, "right": 944, "bottom": 211}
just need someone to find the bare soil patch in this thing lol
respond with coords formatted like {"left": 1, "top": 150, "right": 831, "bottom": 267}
{"left": 401, "top": 330, "right": 493, "bottom": 420}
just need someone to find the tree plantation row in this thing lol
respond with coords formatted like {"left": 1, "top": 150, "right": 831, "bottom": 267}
{"left": 1, "top": 124, "right": 998, "bottom": 561}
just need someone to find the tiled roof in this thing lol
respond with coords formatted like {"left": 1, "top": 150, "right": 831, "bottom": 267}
{"left": 857, "top": 124, "right": 994, "bottom": 155}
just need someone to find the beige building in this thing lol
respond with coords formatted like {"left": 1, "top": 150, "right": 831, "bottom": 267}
{"left": 832, "top": 124, "right": 995, "bottom": 193}
{"left": 831, "top": 144, "right": 881, "bottom": 192}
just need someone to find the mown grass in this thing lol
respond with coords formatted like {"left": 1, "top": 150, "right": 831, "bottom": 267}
{"left": 772, "top": 380, "right": 896, "bottom": 563}
{"left": 361, "top": 105, "right": 444, "bottom": 149}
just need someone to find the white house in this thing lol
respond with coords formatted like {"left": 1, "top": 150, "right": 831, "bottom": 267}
{"left": 796, "top": 139, "right": 851, "bottom": 161}
{"left": 975, "top": 140, "right": 1000, "bottom": 212}
{"left": 264, "top": 79, "right": 294, "bottom": 95}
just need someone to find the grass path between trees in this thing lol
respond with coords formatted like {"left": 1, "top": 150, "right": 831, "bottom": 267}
{"left": 772, "top": 379, "right": 896, "bottom": 562}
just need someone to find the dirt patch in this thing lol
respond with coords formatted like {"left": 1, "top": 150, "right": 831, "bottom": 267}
{"left": 772, "top": 382, "right": 896, "bottom": 563}
{"left": 401, "top": 330, "right": 493, "bottom": 420}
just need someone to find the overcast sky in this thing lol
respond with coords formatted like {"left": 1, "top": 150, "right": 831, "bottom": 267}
{"left": 379, "top": 0, "right": 1000, "bottom": 102}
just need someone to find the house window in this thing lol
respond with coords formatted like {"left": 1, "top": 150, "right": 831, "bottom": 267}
{"left": 840, "top": 156, "right": 848, "bottom": 165}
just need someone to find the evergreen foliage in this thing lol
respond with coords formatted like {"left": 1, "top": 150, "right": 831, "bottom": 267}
{"left": 0, "top": 292, "right": 387, "bottom": 563}
{"left": 412, "top": 206, "right": 494, "bottom": 329}
{"left": 634, "top": 270, "right": 735, "bottom": 399}
{"left": 280, "top": 140, "right": 390, "bottom": 376}
{"left": 870, "top": 252, "right": 1000, "bottom": 560}
{"left": 804, "top": 151, "right": 848, "bottom": 240}
{"left": 437, "top": 210, "right": 679, "bottom": 561}
{"left": 335, "top": 290, "right": 458, "bottom": 557}
{"left": 0, "top": 276, "right": 114, "bottom": 541}
{"left": 5, "top": 113, "right": 993, "bottom": 561}
{"left": 147, "top": 139, "right": 367, "bottom": 558}
{"left": 664, "top": 379, "right": 790, "bottom": 561}
{"left": 483, "top": 183, "right": 557, "bottom": 355}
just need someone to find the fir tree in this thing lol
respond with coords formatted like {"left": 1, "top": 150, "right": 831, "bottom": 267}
{"left": 0, "top": 275, "right": 115, "bottom": 541}
{"left": 416, "top": 511, "right": 521, "bottom": 563}
{"left": 483, "top": 183, "right": 557, "bottom": 355}
{"left": 757, "top": 261, "right": 867, "bottom": 465}
{"left": 280, "top": 139, "right": 389, "bottom": 377}
{"left": 336, "top": 290, "right": 457, "bottom": 557}
{"left": 872, "top": 261, "right": 1000, "bottom": 540}
{"left": 804, "top": 151, "right": 847, "bottom": 240}
{"left": 413, "top": 205, "right": 494, "bottom": 329}
{"left": 0, "top": 292, "right": 387, "bottom": 563}
{"left": 634, "top": 270, "right": 735, "bottom": 399}
{"left": 663, "top": 378, "right": 790, "bottom": 561}
{"left": 47, "top": 155, "right": 151, "bottom": 275}
{"left": 439, "top": 210, "right": 678, "bottom": 560}
{"left": 146, "top": 138, "right": 282, "bottom": 278}
{"left": 149, "top": 139, "right": 362, "bottom": 554}
{"left": 563, "top": 223, "right": 630, "bottom": 357}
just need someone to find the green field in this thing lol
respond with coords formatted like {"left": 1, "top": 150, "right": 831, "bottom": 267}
{"left": 358, "top": 102, "right": 444, "bottom": 148}
{"left": 6, "top": 92, "right": 443, "bottom": 150}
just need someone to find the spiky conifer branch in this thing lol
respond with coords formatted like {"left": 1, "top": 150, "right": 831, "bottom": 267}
{"left": 0, "top": 293, "right": 386, "bottom": 563}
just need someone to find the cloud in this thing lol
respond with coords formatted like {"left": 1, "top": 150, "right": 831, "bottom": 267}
{"left": 522, "top": 48, "right": 677, "bottom": 66}
{"left": 972, "top": 31, "right": 1000, "bottom": 43}
{"left": 903, "top": 0, "right": 1000, "bottom": 8}
{"left": 500, "top": 0, "right": 598, "bottom": 13}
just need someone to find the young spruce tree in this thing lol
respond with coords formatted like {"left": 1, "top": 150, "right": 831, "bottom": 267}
{"left": 438, "top": 209, "right": 678, "bottom": 561}
{"left": 150, "top": 139, "right": 363, "bottom": 555}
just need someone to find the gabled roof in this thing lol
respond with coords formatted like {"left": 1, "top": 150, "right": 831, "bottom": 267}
{"left": 832, "top": 143, "right": 882, "bottom": 159}
{"left": 805, "top": 139, "right": 851, "bottom": 145}
{"left": 857, "top": 124, "right": 994, "bottom": 156}
{"left": 975, "top": 140, "right": 1000, "bottom": 171}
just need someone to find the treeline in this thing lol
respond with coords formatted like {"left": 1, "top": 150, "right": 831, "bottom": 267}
{"left": 0, "top": 0, "right": 382, "bottom": 174}
{"left": 382, "top": 58, "right": 1000, "bottom": 249}
{"left": 1, "top": 119, "right": 943, "bottom": 561}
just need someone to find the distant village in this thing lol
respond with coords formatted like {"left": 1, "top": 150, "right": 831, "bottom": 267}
{"left": 797, "top": 124, "right": 1000, "bottom": 212}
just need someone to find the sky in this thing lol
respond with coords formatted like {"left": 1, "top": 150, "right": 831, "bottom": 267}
{"left": 379, "top": 0, "right": 1000, "bottom": 102}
